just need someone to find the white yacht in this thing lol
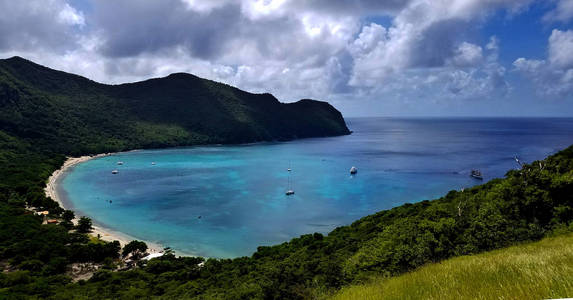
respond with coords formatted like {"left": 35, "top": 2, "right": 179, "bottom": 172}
{"left": 350, "top": 166, "right": 358, "bottom": 174}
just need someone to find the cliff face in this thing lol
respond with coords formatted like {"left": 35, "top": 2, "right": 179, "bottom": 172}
{"left": 0, "top": 56, "right": 350, "bottom": 154}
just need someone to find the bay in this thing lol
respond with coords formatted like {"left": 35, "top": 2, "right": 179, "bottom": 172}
{"left": 60, "top": 117, "right": 573, "bottom": 258}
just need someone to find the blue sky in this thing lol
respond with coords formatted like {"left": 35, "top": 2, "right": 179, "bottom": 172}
{"left": 1, "top": 0, "right": 573, "bottom": 117}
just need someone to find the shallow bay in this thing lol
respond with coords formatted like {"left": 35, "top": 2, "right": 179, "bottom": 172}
{"left": 60, "top": 117, "right": 573, "bottom": 258}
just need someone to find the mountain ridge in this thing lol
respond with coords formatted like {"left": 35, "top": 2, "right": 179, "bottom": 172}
{"left": 0, "top": 56, "right": 350, "bottom": 155}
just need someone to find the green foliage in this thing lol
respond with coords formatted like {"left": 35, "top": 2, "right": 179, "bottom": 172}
{"left": 76, "top": 217, "right": 93, "bottom": 234}
{"left": 122, "top": 241, "right": 148, "bottom": 259}
{"left": 0, "top": 56, "right": 350, "bottom": 156}
{"left": 0, "top": 200, "right": 120, "bottom": 298}
{"left": 62, "top": 210, "right": 74, "bottom": 222}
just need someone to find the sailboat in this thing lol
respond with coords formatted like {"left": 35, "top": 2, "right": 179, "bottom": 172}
{"left": 285, "top": 166, "right": 294, "bottom": 196}
{"left": 350, "top": 166, "right": 358, "bottom": 175}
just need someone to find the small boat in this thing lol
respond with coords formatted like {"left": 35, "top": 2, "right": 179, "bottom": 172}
{"left": 111, "top": 170, "right": 119, "bottom": 174}
{"left": 286, "top": 166, "right": 294, "bottom": 196}
{"left": 117, "top": 161, "right": 124, "bottom": 165}
{"left": 151, "top": 162, "right": 156, "bottom": 165}
{"left": 287, "top": 168, "right": 292, "bottom": 172}
{"left": 470, "top": 169, "right": 483, "bottom": 180}
{"left": 350, "top": 166, "right": 358, "bottom": 175}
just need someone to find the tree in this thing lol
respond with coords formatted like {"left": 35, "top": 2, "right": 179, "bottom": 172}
{"left": 122, "top": 240, "right": 148, "bottom": 260}
{"left": 76, "top": 217, "right": 93, "bottom": 233}
{"left": 62, "top": 210, "right": 74, "bottom": 222}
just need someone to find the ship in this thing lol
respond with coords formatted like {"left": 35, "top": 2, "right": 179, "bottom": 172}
{"left": 470, "top": 169, "right": 483, "bottom": 180}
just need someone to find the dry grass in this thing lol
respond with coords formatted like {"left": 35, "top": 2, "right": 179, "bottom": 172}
{"left": 330, "top": 233, "right": 573, "bottom": 300}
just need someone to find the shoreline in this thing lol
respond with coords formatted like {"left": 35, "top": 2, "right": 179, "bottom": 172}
{"left": 44, "top": 154, "right": 166, "bottom": 254}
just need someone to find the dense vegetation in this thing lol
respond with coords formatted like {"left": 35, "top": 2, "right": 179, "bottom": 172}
{"left": 1, "top": 57, "right": 572, "bottom": 299}
{"left": 0, "top": 56, "right": 350, "bottom": 155}
{"left": 331, "top": 232, "right": 573, "bottom": 300}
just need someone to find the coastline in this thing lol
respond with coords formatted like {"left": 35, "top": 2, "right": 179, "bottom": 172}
{"left": 44, "top": 154, "right": 165, "bottom": 254}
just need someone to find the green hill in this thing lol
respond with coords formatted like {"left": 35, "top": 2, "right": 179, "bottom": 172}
{"left": 330, "top": 233, "right": 573, "bottom": 300}
{"left": 0, "top": 56, "right": 350, "bottom": 155}
{"left": 1, "top": 57, "right": 573, "bottom": 299}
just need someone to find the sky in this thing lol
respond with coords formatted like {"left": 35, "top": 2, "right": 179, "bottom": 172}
{"left": 1, "top": 0, "right": 573, "bottom": 117}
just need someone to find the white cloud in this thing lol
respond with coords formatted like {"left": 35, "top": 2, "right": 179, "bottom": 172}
{"left": 449, "top": 42, "right": 483, "bottom": 67}
{"left": 180, "top": 0, "right": 233, "bottom": 13}
{"left": 0, "top": 0, "right": 549, "bottom": 111}
{"left": 0, "top": 0, "right": 83, "bottom": 52}
{"left": 57, "top": 3, "right": 85, "bottom": 26}
{"left": 543, "top": 0, "right": 573, "bottom": 23}
{"left": 241, "top": 0, "right": 288, "bottom": 20}
{"left": 346, "top": 0, "right": 514, "bottom": 99}
{"left": 514, "top": 29, "right": 573, "bottom": 98}
{"left": 548, "top": 29, "right": 573, "bottom": 69}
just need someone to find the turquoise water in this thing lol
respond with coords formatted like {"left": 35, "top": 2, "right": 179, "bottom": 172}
{"left": 60, "top": 117, "right": 573, "bottom": 258}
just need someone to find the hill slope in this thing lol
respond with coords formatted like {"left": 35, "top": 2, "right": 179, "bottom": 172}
{"left": 0, "top": 56, "right": 350, "bottom": 155}
{"left": 331, "top": 233, "right": 573, "bottom": 300}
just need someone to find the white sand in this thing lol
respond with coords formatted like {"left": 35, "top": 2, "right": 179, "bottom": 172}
{"left": 45, "top": 154, "right": 164, "bottom": 254}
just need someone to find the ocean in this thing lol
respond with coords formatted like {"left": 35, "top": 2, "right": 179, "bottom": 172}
{"left": 59, "top": 117, "right": 573, "bottom": 258}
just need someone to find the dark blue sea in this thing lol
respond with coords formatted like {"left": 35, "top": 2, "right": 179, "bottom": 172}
{"left": 60, "top": 117, "right": 573, "bottom": 257}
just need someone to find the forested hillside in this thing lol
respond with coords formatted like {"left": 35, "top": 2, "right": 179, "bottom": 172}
{"left": 0, "top": 56, "right": 350, "bottom": 155}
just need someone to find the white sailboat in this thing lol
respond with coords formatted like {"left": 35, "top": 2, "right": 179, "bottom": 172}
{"left": 286, "top": 165, "right": 294, "bottom": 196}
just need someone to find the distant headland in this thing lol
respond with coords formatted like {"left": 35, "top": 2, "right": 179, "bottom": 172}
{"left": 0, "top": 56, "right": 350, "bottom": 156}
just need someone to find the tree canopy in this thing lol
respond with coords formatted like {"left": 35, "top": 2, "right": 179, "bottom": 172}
{"left": 76, "top": 217, "right": 93, "bottom": 234}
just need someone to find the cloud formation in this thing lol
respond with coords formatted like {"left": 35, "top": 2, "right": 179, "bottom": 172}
{"left": 514, "top": 29, "right": 573, "bottom": 98}
{"left": 543, "top": 0, "right": 573, "bottom": 23}
{"left": 0, "top": 0, "right": 84, "bottom": 52}
{"left": 0, "top": 0, "right": 570, "bottom": 115}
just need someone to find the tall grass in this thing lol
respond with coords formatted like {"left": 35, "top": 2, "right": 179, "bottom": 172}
{"left": 330, "top": 233, "right": 573, "bottom": 300}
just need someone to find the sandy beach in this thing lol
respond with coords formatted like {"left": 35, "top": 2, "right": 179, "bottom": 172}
{"left": 44, "top": 154, "right": 165, "bottom": 254}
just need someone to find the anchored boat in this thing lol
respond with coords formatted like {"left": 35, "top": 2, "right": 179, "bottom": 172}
{"left": 286, "top": 165, "right": 295, "bottom": 196}
{"left": 470, "top": 169, "right": 483, "bottom": 180}
{"left": 350, "top": 166, "right": 358, "bottom": 175}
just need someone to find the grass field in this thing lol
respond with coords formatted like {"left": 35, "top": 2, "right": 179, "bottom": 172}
{"left": 330, "top": 233, "right": 573, "bottom": 300}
